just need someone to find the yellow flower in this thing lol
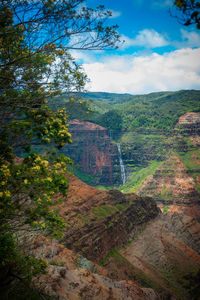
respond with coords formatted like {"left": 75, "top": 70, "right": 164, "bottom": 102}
{"left": 4, "top": 190, "right": 11, "bottom": 198}
{"left": 44, "top": 138, "right": 50, "bottom": 143}
{"left": 24, "top": 179, "right": 28, "bottom": 184}
{"left": 0, "top": 192, "right": 3, "bottom": 197}
{"left": 32, "top": 165, "right": 41, "bottom": 171}
{"left": 41, "top": 223, "right": 45, "bottom": 228}
{"left": 1, "top": 181, "right": 6, "bottom": 186}
{"left": 35, "top": 156, "right": 41, "bottom": 162}
{"left": 33, "top": 221, "right": 38, "bottom": 225}
{"left": 46, "top": 177, "right": 52, "bottom": 182}
{"left": 55, "top": 163, "right": 61, "bottom": 169}
{"left": 41, "top": 160, "right": 49, "bottom": 167}
{"left": 37, "top": 198, "right": 42, "bottom": 204}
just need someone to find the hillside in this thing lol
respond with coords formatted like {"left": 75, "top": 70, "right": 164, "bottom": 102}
{"left": 50, "top": 90, "right": 200, "bottom": 131}
{"left": 13, "top": 175, "right": 200, "bottom": 300}
{"left": 74, "top": 90, "right": 200, "bottom": 131}
{"left": 57, "top": 90, "right": 200, "bottom": 187}
{"left": 121, "top": 112, "right": 200, "bottom": 219}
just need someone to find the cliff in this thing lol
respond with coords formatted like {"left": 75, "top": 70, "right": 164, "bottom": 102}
{"left": 57, "top": 174, "right": 160, "bottom": 262}
{"left": 119, "top": 213, "right": 200, "bottom": 300}
{"left": 6, "top": 174, "right": 200, "bottom": 300}
{"left": 50, "top": 175, "right": 199, "bottom": 300}
{"left": 7, "top": 175, "right": 160, "bottom": 300}
{"left": 61, "top": 119, "right": 121, "bottom": 186}
{"left": 132, "top": 112, "right": 200, "bottom": 217}
{"left": 21, "top": 235, "right": 159, "bottom": 300}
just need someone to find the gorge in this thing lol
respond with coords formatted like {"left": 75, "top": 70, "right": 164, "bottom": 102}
{"left": 3, "top": 90, "right": 200, "bottom": 300}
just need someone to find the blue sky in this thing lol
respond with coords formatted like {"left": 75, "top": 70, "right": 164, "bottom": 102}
{"left": 71, "top": 0, "right": 200, "bottom": 94}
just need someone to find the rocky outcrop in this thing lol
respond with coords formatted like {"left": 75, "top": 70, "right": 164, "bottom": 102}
{"left": 56, "top": 175, "right": 160, "bottom": 263}
{"left": 14, "top": 234, "right": 159, "bottom": 300}
{"left": 37, "top": 266, "right": 159, "bottom": 300}
{"left": 61, "top": 119, "right": 121, "bottom": 186}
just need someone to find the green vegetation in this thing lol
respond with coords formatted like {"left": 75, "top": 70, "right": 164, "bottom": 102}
{"left": 100, "top": 249, "right": 166, "bottom": 296}
{"left": 174, "top": 137, "right": 200, "bottom": 192}
{"left": 100, "top": 249, "right": 123, "bottom": 265}
{"left": 68, "top": 165, "right": 97, "bottom": 185}
{"left": 120, "top": 160, "right": 162, "bottom": 193}
{"left": 51, "top": 90, "right": 200, "bottom": 132}
{"left": 95, "top": 110, "right": 123, "bottom": 131}
{"left": 163, "top": 206, "right": 169, "bottom": 213}
{"left": 92, "top": 205, "right": 118, "bottom": 218}
{"left": 70, "top": 90, "right": 200, "bottom": 132}
{"left": 0, "top": 1, "right": 119, "bottom": 298}
{"left": 92, "top": 202, "right": 129, "bottom": 218}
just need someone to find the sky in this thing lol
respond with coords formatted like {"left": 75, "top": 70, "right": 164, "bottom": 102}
{"left": 70, "top": 0, "right": 200, "bottom": 95}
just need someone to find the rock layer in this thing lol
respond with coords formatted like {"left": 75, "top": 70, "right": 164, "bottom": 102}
{"left": 119, "top": 213, "right": 200, "bottom": 300}
{"left": 57, "top": 175, "right": 160, "bottom": 263}
{"left": 137, "top": 112, "right": 200, "bottom": 214}
{"left": 61, "top": 119, "right": 120, "bottom": 185}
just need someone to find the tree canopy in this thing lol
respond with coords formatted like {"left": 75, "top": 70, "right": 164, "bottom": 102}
{"left": 173, "top": 0, "right": 200, "bottom": 28}
{"left": 0, "top": 0, "right": 120, "bottom": 296}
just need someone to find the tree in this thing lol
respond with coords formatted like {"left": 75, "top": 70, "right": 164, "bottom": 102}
{"left": 98, "top": 110, "right": 123, "bottom": 131}
{"left": 0, "top": 0, "right": 120, "bottom": 296}
{"left": 173, "top": 0, "right": 200, "bottom": 29}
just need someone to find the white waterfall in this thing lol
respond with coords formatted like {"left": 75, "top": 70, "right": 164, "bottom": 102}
{"left": 117, "top": 143, "right": 126, "bottom": 185}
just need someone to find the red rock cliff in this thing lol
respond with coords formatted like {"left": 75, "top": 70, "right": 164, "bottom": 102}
{"left": 61, "top": 119, "right": 120, "bottom": 185}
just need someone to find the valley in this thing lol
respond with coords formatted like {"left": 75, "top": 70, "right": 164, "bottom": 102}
{"left": 3, "top": 90, "right": 200, "bottom": 300}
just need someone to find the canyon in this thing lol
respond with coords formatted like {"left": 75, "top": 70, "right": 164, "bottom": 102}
{"left": 3, "top": 92, "right": 200, "bottom": 300}
{"left": 17, "top": 173, "right": 200, "bottom": 300}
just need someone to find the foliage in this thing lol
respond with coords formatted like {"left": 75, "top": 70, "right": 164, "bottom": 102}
{"left": 92, "top": 205, "right": 118, "bottom": 218}
{"left": 163, "top": 206, "right": 169, "bottom": 213}
{"left": 58, "top": 90, "right": 200, "bottom": 132}
{"left": 96, "top": 110, "right": 123, "bottom": 131}
{"left": 0, "top": 0, "right": 120, "bottom": 295}
{"left": 120, "top": 160, "right": 162, "bottom": 193}
{"left": 173, "top": 0, "right": 200, "bottom": 29}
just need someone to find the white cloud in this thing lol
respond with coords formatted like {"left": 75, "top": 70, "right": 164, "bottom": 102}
{"left": 177, "top": 29, "right": 200, "bottom": 48}
{"left": 82, "top": 48, "right": 200, "bottom": 94}
{"left": 122, "top": 29, "right": 169, "bottom": 49}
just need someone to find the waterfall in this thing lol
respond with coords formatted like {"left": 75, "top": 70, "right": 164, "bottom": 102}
{"left": 117, "top": 143, "right": 126, "bottom": 185}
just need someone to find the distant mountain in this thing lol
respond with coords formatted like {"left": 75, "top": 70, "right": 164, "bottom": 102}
{"left": 74, "top": 91, "right": 133, "bottom": 103}
{"left": 86, "top": 89, "right": 200, "bottom": 131}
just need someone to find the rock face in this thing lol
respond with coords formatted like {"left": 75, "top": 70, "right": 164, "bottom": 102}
{"left": 119, "top": 213, "right": 200, "bottom": 300}
{"left": 138, "top": 155, "right": 199, "bottom": 205}
{"left": 137, "top": 112, "right": 200, "bottom": 215}
{"left": 11, "top": 176, "right": 160, "bottom": 300}
{"left": 18, "top": 234, "right": 159, "bottom": 300}
{"left": 119, "top": 128, "right": 170, "bottom": 176}
{"left": 57, "top": 175, "right": 160, "bottom": 263}
{"left": 61, "top": 119, "right": 121, "bottom": 186}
